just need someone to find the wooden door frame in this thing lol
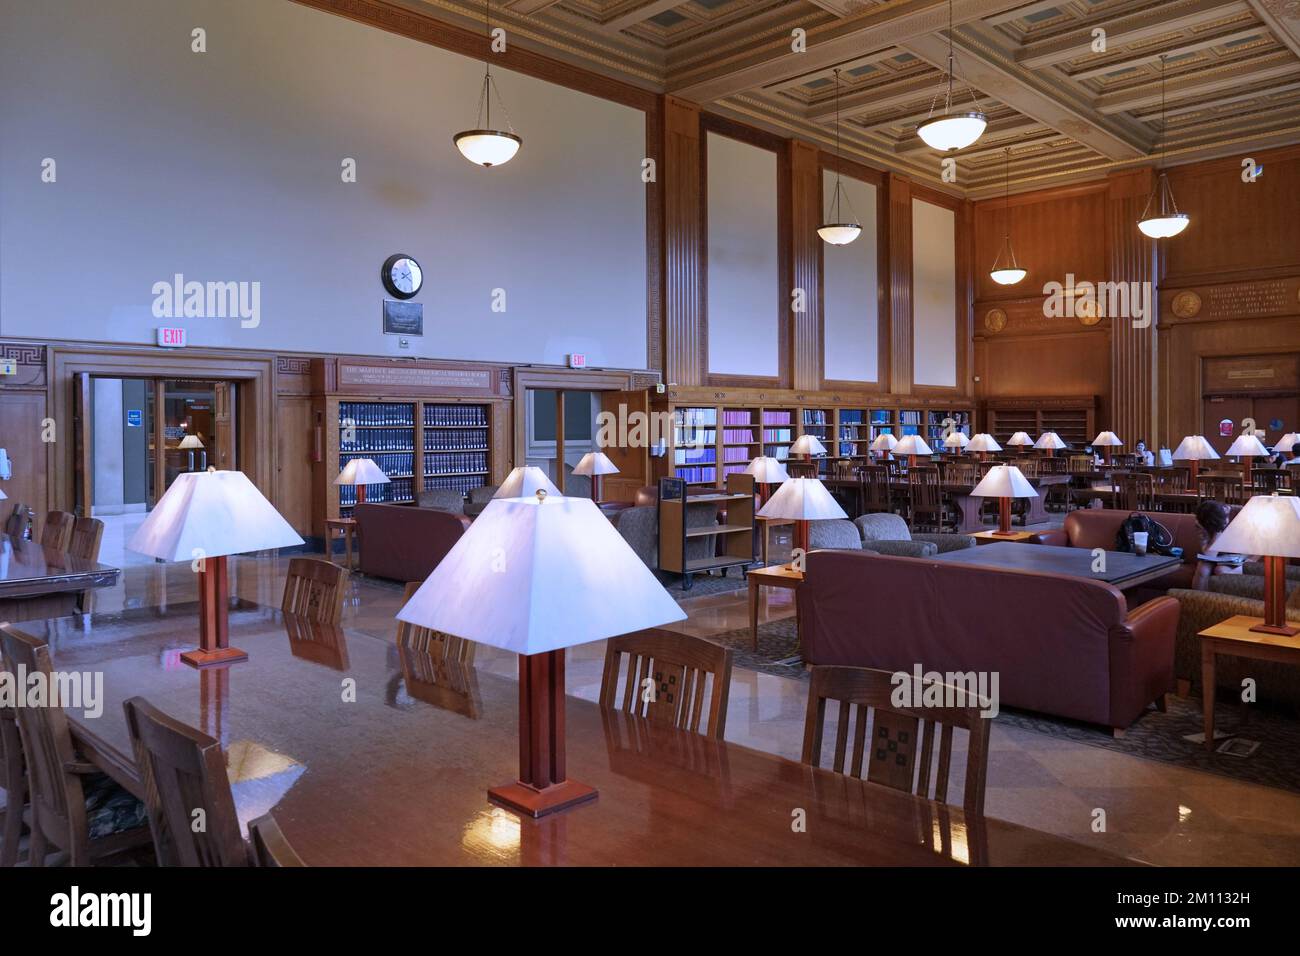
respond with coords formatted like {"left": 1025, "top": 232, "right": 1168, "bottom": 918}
{"left": 49, "top": 346, "right": 276, "bottom": 510}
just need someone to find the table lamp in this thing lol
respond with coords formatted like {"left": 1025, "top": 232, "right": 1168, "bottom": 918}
{"left": 790, "top": 434, "right": 827, "bottom": 461}
{"left": 495, "top": 466, "right": 561, "bottom": 499}
{"left": 1006, "top": 431, "right": 1034, "bottom": 454}
{"left": 334, "top": 457, "right": 390, "bottom": 505}
{"left": 1274, "top": 433, "right": 1299, "bottom": 462}
{"left": 970, "top": 464, "right": 1038, "bottom": 536}
{"left": 1172, "top": 435, "right": 1220, "bottom": 483}
{"left": 1225, "top": 432, "right": 1271, "bottom": 486}
{"left": 746, "top": 455, "right": 789, "bottom": 505}
{"left": 128, "top": 470, "right": 304, "bottom": 667}
{"left": 756, "top": 477, "right": 847, "bottom": 555}
{"left": 178, "top": 433, "right": 206, "bottom": 472}
{"left": 396, "top": 491, "right": 686, "bottom": 817}
{"left": 942, "top": 431, "right": 970, "bottom": 454}
{"left": 893, "top": 434, "right": 933, "bottom": 469}
{"left": 870, "top": 433, "right": 897, "bottom": 462}
{"left": 1034, "top": 431, "right": 1067, "bottom": 457}
{"left": 1091, "top": 431, "right": 1123, "bottom": 465}
{"left": 967, "top": 433, "right": 1002, "bottom": 461}
{"left": 1212, "top": 495, "right": 1300, "bottom": 636}
{"left": 571, "top": 451, "right": 619, "bottom": 503}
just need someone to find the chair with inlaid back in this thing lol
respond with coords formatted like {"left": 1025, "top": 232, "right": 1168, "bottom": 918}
{"left": 395, "top": 581, "right": 476, "bottom": 664}
{"left": 0, "top": 649, "right": 29, "bottom": 865}
{"left": 123, "top": 696, "right": 304, "bottom": 866}
{"left": 1153, "top": 466, "right": 1190, "bottom": 495}
{"left": 801, "top": 665, "right": 991, "bottom": 814}
{"left": 906, "top": 466, "right": 947, "bottom": 533}
{"left": 68, "top": 517, "right": 104, "bottom": 562}
{"left": 945, "top": 460, "right": 978, "bottom": 487}
{"left": 599, "top": 628, "right": 733, "bottom": 740}
{"left": 0, "top": 626, "right": 150, "bottom": 866}
{"left": 1112, "top": 471, "right": 1155, "bottom": 512}
{"left": 1197, "top": 474, "right": 1244, "bottom": 506}
{"left": 3, "top": 502, "right": 30, "bottom": 539}
{"left": 281, "top": 558, "right": 349, "bottom": 625}
{"left": 39, "top": 511, "right": 75, "bottom": 551}
{"left": 859, "top": 465, "right": 893, "bottom": 514}
{"left": 830, "top": 459, "right": 856, "bottom": 481}
{"left": 786, "top": 460, "right": 817, "bottom": 479}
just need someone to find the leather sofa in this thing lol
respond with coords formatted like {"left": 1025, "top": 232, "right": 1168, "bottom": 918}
{"left": 797, "top": 549, "right": 1180, "bottom": 731}
{"left": 354, "top": 503, "right": 469, "bottom": 582}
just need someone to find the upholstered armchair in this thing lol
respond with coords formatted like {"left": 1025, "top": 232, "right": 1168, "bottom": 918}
{"left": 1243, "top": 561, "right": 1300, "bottom": 581}
{"left": 611, "top": 505, "right": 658, "bottom": 570}
{"left": 808, "top": 519, "right": 862, "bottom": 551}
{"left": 417, "top": 488, "right": 467, "bottom": 513}
{"left": 463, "top": 484, "right": 499, "bottom": 518}
{"left": 853, "top": 512, "right": 974, "bottom": 558}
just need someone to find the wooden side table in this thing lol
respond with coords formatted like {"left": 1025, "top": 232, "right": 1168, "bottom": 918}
{"left": 747, "top": 564, "right": 802, "bottom": 651}
{"left": 1198, "top": 614, "right": 1300, "bottom": 751}
{"left": 756, "top": 517, "right": 795, "bottom": 566}
{"left": 325, "top": 518, "right": 358, "bottom": 571}
{"left": 971, "top": 530, "right": 1037, "bottom": 545}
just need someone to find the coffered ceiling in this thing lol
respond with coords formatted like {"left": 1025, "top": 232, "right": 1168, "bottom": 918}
{"left": 388, "top": 0, "right": 1300, "bottom": 195}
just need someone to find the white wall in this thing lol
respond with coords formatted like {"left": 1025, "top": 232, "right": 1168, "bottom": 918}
{"left": 706, "top": 133, "right": 778, "bottom": 377}
{"left": 911, "top": 198, "right": 957, "bottom": 387}
{"left": 0, "top": 0, "right": 648, "bottom": 369}
{"left": 822, "top": 171, "right": 878, "bottom": 383}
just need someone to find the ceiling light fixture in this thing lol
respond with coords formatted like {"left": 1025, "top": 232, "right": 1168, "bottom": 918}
{"left": 989, "top": 148, "right": 1026, "bottom": 285}
{"left": 818, "top": 69, "right": 862, "bottom": 245}
{"left": 917, "top": 0, "right": 986, "bottom": 152}
{"left": 453, "top": 0, "right": 522, "bottom": 168}
{"left": 1137, "top": 55, "right": 1189, "bottom": 239}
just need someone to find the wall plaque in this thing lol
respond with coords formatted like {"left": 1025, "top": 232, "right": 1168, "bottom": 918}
{"left": 336, "top": 361, "right": 497, "bottom": 396}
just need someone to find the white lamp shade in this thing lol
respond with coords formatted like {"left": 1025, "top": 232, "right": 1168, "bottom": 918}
{"left": 1034, "top": 432, "right": 1067, "bottom": 450}
{"left": 494, "top": 466, "right": 561, "bottom": 499}
{"left": 453, "top": 129, "right": 522, "bottom": 167}
{"left": 1007, "top": 432, "right": 1034, "bottom": 447}
{"left": 1091, "top": 431, "right": 1123, "bottom": 447}
{"left": 396, "top": 494, "right": 685, "bottom": 655}
{"left": 1137, "top": 214, "right": 1189, "bottom": 239}
{"left": 790, "top": 434, "right": 828, "bottom": 456}
{"left": 943, "top": 432, "right": 970, "bottom": 449}
{"left": 1225, "top": 434, "right": 1271, "bottom": 458}
{"left": 756, "top": 477, "right": 847, "bottom": 522}
{"left": 893, "top": 434, "right": 933, "bottom": 457}
{"left": 1213, "top": 495, "right": 1300, "bottom": 559}
{"left": 746, "top": 456, "right": 789, "bottom": 483}
{"left": 870, "top": 433, "right": 898, "bottom": 452}
{"left": 1172, "top": 435, "right": 1221, "bottom": 461}
{"left": 571, "top": 451, "right": 619, "bottom": 477}
{"left": 128, "top": 470, "right": 304, "bottom": 561}
{"left": 334, "top": 458, "right": 391, "bottom": 486}
{"left": 178, "top": 434, "right": 205, "bottom": 450}
{"left": 989, "top": 267, "right": 1027, "bottom": 286}
{"left": 971, "top": 465, "right": 1038, "bottom": 499}
{"left": 966, "top": 433, "right": 1002, "bottom": 453}
{"left": 917, "top": 112, "right": 987, "bottom": 151}
{"left": 818, "top": 223, "right": 862, "bottom": 245}
{"left": 0, "top": 488, "right": 6, "bottom": 501}
{"left": 1273, "top": 433, "right": 1299, "bottom": 453}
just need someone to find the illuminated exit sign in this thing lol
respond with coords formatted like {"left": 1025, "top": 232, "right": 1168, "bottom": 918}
{"left": 156, "top": 327, "right": 186, "bottom": 348}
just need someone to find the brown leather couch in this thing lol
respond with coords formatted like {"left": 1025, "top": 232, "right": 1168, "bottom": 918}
{"left": 354, "top": 503, "right": 469, "bottom": 582}
{"left": 1029, "top": 509, "right": 1204, "bottom": 600}
{"left": 797, "top": 549, "right": 1180, "bottom": 731}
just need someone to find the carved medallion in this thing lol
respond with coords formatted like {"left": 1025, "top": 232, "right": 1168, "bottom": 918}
{"left": 984, "top": 308, "right": 1007, "bottom": 333}
{"left": 1172, "top": 290, "right": 1202, "bottom": 319}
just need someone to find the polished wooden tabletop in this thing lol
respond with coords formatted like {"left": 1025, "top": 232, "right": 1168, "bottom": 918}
{"left": 0, "top": 532, "right": 120, "bottom": 599}
{"left": 22, "top": 602, "right": 1136, "bottom": 866}
{"left": 932, "top": 541, "right": 1182, "bottom": 589}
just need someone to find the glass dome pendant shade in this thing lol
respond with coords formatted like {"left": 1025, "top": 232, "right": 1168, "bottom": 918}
{"left": 989, "top": 148, "right": 1025, "bottom": 285}
{"left": 1137, "top": 172, "right": 1189, "bottom": 238}
{"left": 454, "top": 1, "right": 521, "bottom": 168}
{"left": 819, "top": 68, "right": 861, "bottom": 245}
{"left": 917, "top": 0, "right": 986, "bottom": 152}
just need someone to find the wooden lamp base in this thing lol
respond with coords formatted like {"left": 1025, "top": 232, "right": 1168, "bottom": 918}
{"left": 1252, "top": 555, "right": 1300, "bottom": 637}
{"left": 989, "top": 497, "right": 1018, "bottom": 536}
{"left": 181, "top": 555, "right": 249, "bottom": 668}
{"left": 488, "top": 649, "right": 598, "bottom": 818}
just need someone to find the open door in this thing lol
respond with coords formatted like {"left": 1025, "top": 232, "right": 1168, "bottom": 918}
{"left": 213, "top": 381, "right": 235, "bottom": 471}
{"left": 72, "top": 371, "right": 92, "bottom": 517}
{"left": 599, "top": 389, "right": 651, "bottom": 504}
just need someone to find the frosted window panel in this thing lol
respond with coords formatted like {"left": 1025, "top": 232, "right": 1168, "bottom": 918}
{"left": 911, "top": 199, "right": 957, "bottom": 387}
{"left": 706, "top": 133, "right": 779, "bottom": 377}
{"left": 822, "top": 171, "right": 878, "bottom": 382}
{"left": 0, "top": 0, "right": 647, "bottom": 369}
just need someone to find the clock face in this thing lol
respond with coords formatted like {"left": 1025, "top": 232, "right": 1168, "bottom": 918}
{"left": 382, "top": 254, "right": 423, "bottom": 299}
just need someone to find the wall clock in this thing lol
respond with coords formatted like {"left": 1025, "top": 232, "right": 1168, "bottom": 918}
{"left": 381, "top": 254, "right": 423, "bottom": 300}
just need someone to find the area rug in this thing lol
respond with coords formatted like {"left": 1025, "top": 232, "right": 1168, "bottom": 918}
{"left": 708, "top": 618, "right": 1300, "bottom": 795}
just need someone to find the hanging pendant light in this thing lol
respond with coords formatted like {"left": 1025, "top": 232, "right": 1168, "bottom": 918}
{"left": 917, "top": 0, "right": 986, "bottom": 152}
{"left": 1137, "top": 55, "right": 1189, "bottom": 239}
{"left": 454, "top": 0, "right": 522, "bottom": 168}
{"left": 819, "top": 69, "right": 861, "bottom": 245}
{"left": 989, "top": 148, "right": 1026, "bottom": 285}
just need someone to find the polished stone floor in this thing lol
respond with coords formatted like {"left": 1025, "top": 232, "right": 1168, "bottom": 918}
{"left": 75, "top": 513, "right": 1300, "bottom": 866}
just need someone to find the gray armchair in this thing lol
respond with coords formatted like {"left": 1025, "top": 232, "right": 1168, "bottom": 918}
{"left": 853, "top": 512, "right": 973, "bottom": 558}
{"left": 417, "top": 488, "right": 466, "bottom": 513}
{"left": 809, "top": 519, "right": 862, "bottom": 551}
{"left": 463, "top": 484, "right": 499, "bottom": 518}
{"left": 1243, "top": 561, "right": 1300, "bottom": 580}
{"left": 611, "top": 505, "right": 658, "bottom": 570}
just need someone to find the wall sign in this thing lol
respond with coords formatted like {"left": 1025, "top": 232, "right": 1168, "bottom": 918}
{"left": 337, "top": 361, "right": 494, "bottom": 395}
{"left": 0, "top": 358, "right": 16, "bottom": 376}
{"left": 156, "top": 327, "right": 186, "bottom": 348}
{"left": 126, "top": 409, "right": 143, "bottom": 428}
{"left": 383, "top": 300, "right": 423, "bottom": 336}
{"left": 1219, "top": 419, "right": 1234, "bottom": 437}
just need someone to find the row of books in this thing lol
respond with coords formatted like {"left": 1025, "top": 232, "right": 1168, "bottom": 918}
{"left": 763, "top": 428, "right": 793, "bottom": 443}
{"left": 676, "top": 428, "right": 716, "bottom": 445}
{"left": 723, "top": 429, "right": 758, "bottom": 443}
{"left": 340, "top": 402, "right": 415, "bottom": 427}
{"left": 339, "top": 477, "right": 415, "bottom": 507}
{"left": 803, "top": 410, "right": 830, "bottom": 426}
{"left": 722, "top": 410, "right": 755, "bottom": 425}
{"left": 342, "top": 451, "right": 412, "bottom": 476}
{"left": 675, "top": 408, "right": 717, "bottom": 426}
{"left": 762, "top": 411, "right": 793, "bottom": 425}
{"left": 676, "top": 465, "right": 717, "bottom": 483}
{"left": 340, "top": 428, "right": 413, "bottom": 452}
{"left": 676, "top": 447, "right": 717, "bottom": 464}
{"left": 422, "top": 451, "right": 488, "bottom": 475}
{"left": 425, "top": 405, "right": 488, "bottom": 427}
{"left": 423, "top": 429, "right": 488, "bottom": 451}
{"left": 423, "top": 474, "right": 488, "bottom": 495}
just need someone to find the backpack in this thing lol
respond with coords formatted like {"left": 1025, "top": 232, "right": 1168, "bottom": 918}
{"left": 1114, "top": 512, "right": 1178, "bottom": 556}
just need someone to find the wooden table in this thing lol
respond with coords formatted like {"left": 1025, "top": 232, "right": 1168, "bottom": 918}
{"left": 0, "top": 533, "right": 120, "bottom": 622}
{"left": 972, "top": 530, "right": 1037, "bottom": 545}
{"left": 1198, "top": 614, "right": 1300, "bottom": 751}
{"left": 325, "top": 517, "right": 358, "bottom": 570}
{"left": 755, "top": 516, "right": 794, "bottom": 566}
{"left": 747, "top": 563, "right": 802, "bottom": 650}
{"left": 13, "top": 601, "right": 1133, "bottom": 866}
{"left": 931, "top": 541, "right": 1182, "bottom": 591}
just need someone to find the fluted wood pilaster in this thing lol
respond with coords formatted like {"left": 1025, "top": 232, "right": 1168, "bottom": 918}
{"left": 662, "top": 96, "right": 703, "bottom": 386}
{"left": 1107, "top": 169, "right": 1159, "bottom": 448}
{"left": 883, "top": 173, "right": 912, "bottom": 395}
{"left": 788, "top": 139, "right": 822, "bottom": 391}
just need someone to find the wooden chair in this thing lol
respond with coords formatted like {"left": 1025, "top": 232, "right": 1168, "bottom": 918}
{"left": 395, "top": 581, "right": 476, "bottom": 664}
{"left": 3, "top": 502, "right": 30, "bottom": 539}
{"left": 248, "top": 814, "right": 306, "bottom": 867}
{"left": 801, "top": 665, "right": 991, "bottom": 814}
{"left": 907, "top": 466, "right": 947, "bottom": 532}
{"left": 39, "top": 510, "right": 75, "bottom": 551}
{"left": 830, "top": 459, "right": 856, "bottom": 480}
{"left": 68, "top": 517, "right": 104, "bottom": 561}
{"left": 0, "top": 626, "right": 151, "bottom": 866}
{"left": 786, "top": 460, "right": 817, "bottom": 479}
{"left": 1153, "top": 466, "right": 1190, "bottom": 495}
{"left": 0, "top": 651, "right": 29, "bottom": 866}
{"left": 946, "top": 460, "right": 978, "bottom": 486}
{"left": 599, "top": 628, "right": 733, "bottom": 740}
{"left": 281, "top": 558, "right": 348, "bottom": 625}
{"left": 1112, "top": 471, "right": 1155, "bottom": 512}
{"left": 859, "top": 465, "right": 893, "bottom": 514}
{"left": 1197, "top": 474, "right": 1244, "bottom": 505}
{"left": 1252, "top": 468, "right": 1291, "bottom": 494}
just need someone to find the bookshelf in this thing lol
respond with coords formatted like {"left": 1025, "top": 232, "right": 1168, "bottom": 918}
{"left": 801, "top": 407, "right": 833, "bottom": 474}
{"left": 837, "top": 408, "right": 870, "bottom": 459}
{"left": 926, "top": 408, "right": 973, "bottom": 451}
{"left": 985, "top": 397, "right": 1097, "bottom": 451}
{"left": 762, "top": 408, "right": 796, "bottom": 460}
{"left": 657, "top": 473, "right": 756, "bottom": 589}
{"left": 721, "top": 407, "right": 760, "bottom": 481}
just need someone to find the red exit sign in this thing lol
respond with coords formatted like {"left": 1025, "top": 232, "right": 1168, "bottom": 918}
{"left": 567, "top": 353, "right": 587, "bottom": 368}
{"left": 156, "top": 327, "right": 186, "bottom": 348}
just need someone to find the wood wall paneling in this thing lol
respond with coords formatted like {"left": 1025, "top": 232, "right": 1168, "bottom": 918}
{"left": 788, "top": 139, "right": 821, "bottom": 391}
{"left": 662, "top": 96, "right": 703, "bottom": 387}
{"left": 883, "top": 173, "right": 913, "bottom": 395}
{"left": 1107, "top": 168, "right": 1158, "bottom": 447}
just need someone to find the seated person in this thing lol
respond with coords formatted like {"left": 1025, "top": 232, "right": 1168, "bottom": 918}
{"left": 1191, "top": 499, "right": 1247, "bottom": 590}
{"left": 1134, "top": 439, "right": 1156, "bottom": 468}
